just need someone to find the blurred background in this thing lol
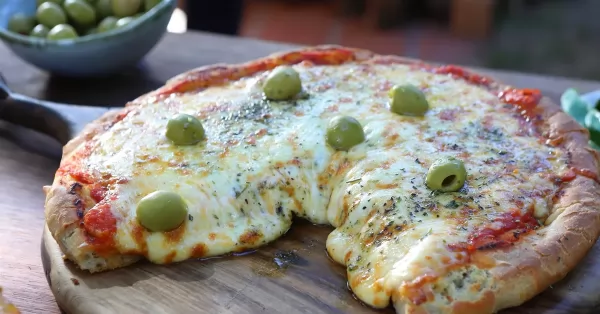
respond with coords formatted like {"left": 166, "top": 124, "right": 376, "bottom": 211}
{"left": 171, "top": 0, "right": 598, "bottom": 80}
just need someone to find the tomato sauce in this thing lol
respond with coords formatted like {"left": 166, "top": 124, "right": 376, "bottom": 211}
{"left": 308, "top": 49, "right": 355, "bottom": 65}
{"left": 449, "top": 211, "right": 539, "bottom": 252}
{"left": 432, "top": 65, "right": 492, "bottom": 86}
{"left": 70, "top": 170, "right": 94, "bottom": 184}
{"left": 83, "top": 203, "right": 117, "bottom": 252}
{"left": 572, "top": 167, "right": 599, "bottom": 182}
{"left": 89, "top": 184, "right": 107, "bottom": 203}
{"left": 56, "top": 163, "right": 92, "bottom": 185}
{"left": 498, "top": 88, "right": 542, "bottom": 111}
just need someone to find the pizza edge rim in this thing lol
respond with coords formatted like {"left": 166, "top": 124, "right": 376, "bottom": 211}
{"left": 42, "top": 45, "right": 600, "bottom": 313}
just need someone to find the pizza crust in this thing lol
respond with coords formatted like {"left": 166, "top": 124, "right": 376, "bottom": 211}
{"left": 44, "top": 109, "right": 140, "bottom": 272}
{"left": 43, "top": 46, "right": 600, "bottom": 312}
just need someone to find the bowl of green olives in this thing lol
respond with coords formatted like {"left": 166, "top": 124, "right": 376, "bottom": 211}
{"left": 560, "top": 88, "right": 600, "bottom": 151}
{"left": 0, "top": 0, "right": 176, "bottom": 77}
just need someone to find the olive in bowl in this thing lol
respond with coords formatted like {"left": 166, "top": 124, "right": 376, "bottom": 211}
{"left": 0, "top": 0, "right": 176, "bottom": 77}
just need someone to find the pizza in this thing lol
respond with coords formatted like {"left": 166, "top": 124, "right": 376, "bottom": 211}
{"left": 43, "top": 46, "right": 600, "bottom": 313}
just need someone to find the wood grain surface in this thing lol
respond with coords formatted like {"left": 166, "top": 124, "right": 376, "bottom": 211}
{"left": 2, "top": 31, "right": 600, "bottom": 314}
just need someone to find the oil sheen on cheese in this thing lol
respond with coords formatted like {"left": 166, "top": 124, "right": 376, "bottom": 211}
{"left": 83, "top": 63, "right": 568, "bottom": 309}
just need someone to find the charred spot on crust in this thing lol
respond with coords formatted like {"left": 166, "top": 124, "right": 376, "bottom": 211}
{"left": 73, "top": 199, "right": 84, "bottom": 219}
{"left": 69, "top": 182, "right": 83, "bottom": 195}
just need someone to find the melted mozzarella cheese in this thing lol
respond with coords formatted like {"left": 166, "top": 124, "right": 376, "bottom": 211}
{"left": 82, "top": 63, "right": 568, "bottom": 309}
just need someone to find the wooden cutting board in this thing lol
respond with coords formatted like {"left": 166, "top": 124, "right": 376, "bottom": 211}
{"left": 40, "top": 220, "right": 600, "bottom": 314}
{"left": 4, "top": 68, "right": 599, "bottom": 314}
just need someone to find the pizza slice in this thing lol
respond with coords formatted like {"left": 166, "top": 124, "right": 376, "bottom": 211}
{"left": 44, "top": 46, "right": 600, "bottom": 313}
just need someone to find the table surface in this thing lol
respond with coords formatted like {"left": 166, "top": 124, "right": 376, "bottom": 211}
{"left": 1, "top": 31, "right": 600, "bottom": 314}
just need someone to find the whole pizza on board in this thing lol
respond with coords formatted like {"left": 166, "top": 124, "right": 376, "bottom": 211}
{"left": 43, "top": 46, "right": 600, "bottom": 313}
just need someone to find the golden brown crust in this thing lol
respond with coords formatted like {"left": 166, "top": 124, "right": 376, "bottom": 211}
{"left": 162, "top": 45, "right": 377, "bottom": 90}
{"left": 452, "top": 98, "right": 600, "bottom": 313}
{"left": 43, "top": 45, "right": 600, "bottom": 313}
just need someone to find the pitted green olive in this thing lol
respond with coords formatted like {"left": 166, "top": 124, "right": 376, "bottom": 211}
{"left": 95, "top": 0, "right": 113, "bottom": 18}
{"left": 115, "top": 16, "right": 135, "bottom": 27}
{"left": 111, "top": 0, "right": 141, "bottom": 17}
{"left": 64, "top": 0, "right": 97, "bottom": 26}
{"left": 326, "top": 116, "right": 366, "bottom": 151}
{"left": 263, "top": 66, "right": 302, "bottom": 100}
{"left": 165, "top": 113, "right": 206, "bottom": 145}
{"left": 97, "top": 16, "right": 118, "bottom": 32}
{"left": 426, "top": 157, "right": 467, "bottom": 192}
{"left": 36, "top": 2, "right": 67, "bottom": 28}
{"left": 47, "top": 24, "right": 78, "bottom": 40}
{"left": 7, "top": 14, "right": 36, "bottom": 35}
{"left": 30, "top": 24, "right": 50, "bottom": 37}
{"left": 389, "top": 84, "right": 429, "bottom": 116}
{"left": 144, "top": 0, "right": 161, "bottom": 11}
{"left": 136, "top": 191, "right": 188, "bottom": 232}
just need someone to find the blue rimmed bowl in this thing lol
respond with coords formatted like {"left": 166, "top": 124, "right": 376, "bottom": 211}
{"left": 0, "top": 0, "right": 176, "bottom": 77}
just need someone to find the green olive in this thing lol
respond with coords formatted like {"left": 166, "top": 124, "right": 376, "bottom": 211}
{"left": 97, "top": 16, "right": 118, "bottom": 33}
{"left": 7, "top": 14, "right": 36, "bottom": 35}
{"left": 30, "top": 24, "right": 50, "bottom": 37}
{"left": 165, "top": 113, "right": 206, "bottom": 145}
{"left": 389, "top": 84, "right": 429, "bottom": 116}
{"left": 263, "top": 66, "right": 302, "bottom": 100}
{"left": 95, "top": 0, "right": 113, "bottom": 17}
{"left": 111, "top": 0, "right": 141, "bottom": 17}
{"left": 584, "top": 109, "right": 600, "bottom": 145}
{"left": 37, "top": 0, "right": 64, "bottom": 6}
{"left": 36, "top": 2, "right": 67, "bottom": 28}
{"left": 426, "top": 157, "right": 467, "bottom": 192}
{"left": 136, "top": 190, "right": 188, "bottom": 232}
{"left": 326, "top": 116, "right": 365, "bottom": 151}
{"left": 144, "top": 0, "right": 161, "bottom": 11}
{"left": 115, "top": 16, "right": 135, "bottom": 27}
{"left": 47, "top": 24, "right": 78, "bottom": 40}
{"left": 63, "top": 0, "right": 97, "bottom": 26}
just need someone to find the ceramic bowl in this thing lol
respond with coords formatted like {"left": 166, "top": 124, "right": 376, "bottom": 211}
{"left": 0, "top": 0, "right": 176, "bottom": 77}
